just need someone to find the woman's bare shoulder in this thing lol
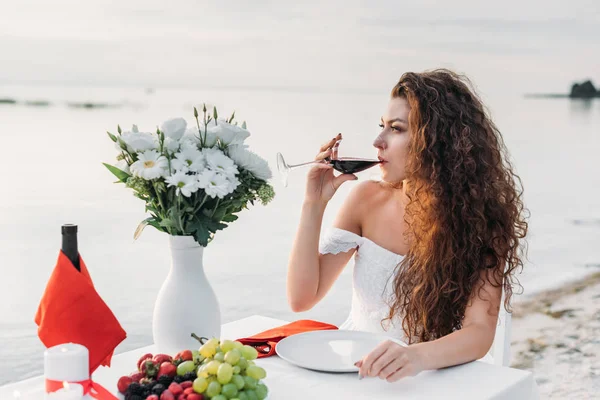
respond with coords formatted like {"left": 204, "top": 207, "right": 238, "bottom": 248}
{"left": 335, "top": 179, "right": 387, "bottom": 231}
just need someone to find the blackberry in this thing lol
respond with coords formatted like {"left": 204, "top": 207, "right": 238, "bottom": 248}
{"left": 157, "top": 375, "right": 173, "bottom": 387}
{"left": 125, "top": 394, "right": 143, "bottom": 400}
{"left": 127, "top": 382, "right": 143, "bottom": 396}
{"left": 183, "top": 372, "right": 197, "bottom": 382}
{"left": 152, "top": 383, "right": 166, "bottom": 396}
{"left": 141, "top": 389, "right": 151, "bottom": 398}
{"left": 173, "top": 375, "right": 185, "bottom": 384}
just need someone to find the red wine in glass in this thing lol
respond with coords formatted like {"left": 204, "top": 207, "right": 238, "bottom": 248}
{"left": 326, "top": 157, "right": 382, "bottom": 174}
{"left": 276, "top": 153, "right": 381, "bottom": 187}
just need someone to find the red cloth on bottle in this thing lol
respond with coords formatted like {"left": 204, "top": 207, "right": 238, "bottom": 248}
{"left": 35, "top": 251, "right": 127, "bottom": 373}
{"left": 236, "top": 319, "right": 338, "bottom": 358}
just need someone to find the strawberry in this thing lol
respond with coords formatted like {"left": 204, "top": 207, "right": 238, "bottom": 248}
{"left": 137, "top": 353, "right": 153, "bottom": 370}
{"left": 174, "top": 350, "right": 193, "bottom": 362}
{"left": 116, "top": 376, "right": 132, "bottom": 394}
{"left": 158, "top": 361, "right": 177, "bottom": 378}
{"left": 153, "top": 354, "right": 173, "bottom": 365}
{"left": 187, "top": 394, "right": 203, "bottom": 400}
{"left": 176, "top": 394, "right": 187, "bottom": 400}
{"left": 147, "top": 396, "right": 159, "bottom": 400}
{"left": 160, "top": 390, "right": 175, "bottom": 400}
{"left": 168, "top": 382, "right": 184, "bottom": 396}
{"left": 141, "top": 360, "right": 159, "bottom": 378}
{"left": 129, "top": 371, "right": 145, "bottom": 383}
{"left": 180, "top": 381, "right": 193, "bottom": 390}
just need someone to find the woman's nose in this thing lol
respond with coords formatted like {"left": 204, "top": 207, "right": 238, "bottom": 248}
{"left": 373, "top": 135, "right": 386, "bottom": 150}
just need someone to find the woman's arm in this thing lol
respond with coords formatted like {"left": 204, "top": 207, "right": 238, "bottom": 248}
{"left": 286, "top": 181, "right": 370, "bottom": 312}
{"left": 357, "top": 269, "right": 502, "bottom": 381}
{"left": 413, "top": 269, "right": 501, "bottom": 369}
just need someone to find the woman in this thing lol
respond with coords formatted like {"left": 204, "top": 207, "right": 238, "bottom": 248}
{"left": 286, "top": 69, "right": 528, "bottom": 382}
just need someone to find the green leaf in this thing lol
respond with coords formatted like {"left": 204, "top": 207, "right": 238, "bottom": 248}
{"left": 213, "top": 106, "right": 218, "bottom": 121}
{"left": 117, "top": 124, "right": 122, "bottom": 134}
{"left": 159, "top": 218, "right": 177, "bottom": 229}
{"left": 222, "top": 214, "right": 238, "bottom": 223}
{"left": 103, "top": 162, "right": 130, "bottom": 183}
{"left": 107, "top": 131, "right": 118, "bottom": 142}
{"left": 188, "top": 219, "right": 210, "bottom": 247}
{"left": 228, "top": 110, "right": 235, "bottom": 123}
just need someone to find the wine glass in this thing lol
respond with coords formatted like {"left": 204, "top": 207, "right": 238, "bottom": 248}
{"left": 276, "top": 140, "right": 381, "bottom": 187}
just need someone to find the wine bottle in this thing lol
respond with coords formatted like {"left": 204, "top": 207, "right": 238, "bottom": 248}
{"left": 62, "top": 224, "right": 80, "bottom": 271}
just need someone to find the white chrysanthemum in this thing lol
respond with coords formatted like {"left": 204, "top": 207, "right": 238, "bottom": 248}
{"left": 165, "top": 170, "right": 198, "bottom": 197}
{"left": 163, "top": 137, "right": 180, "bottom": 155}
{"left": 227, "top": 175, "right": 241, "bottom": 193}
{"left": 115, "top": 159, "right": 130, "bottom": 174}
{"left": 227, "top": 145, "right": 272, "bottom": 180}
{"left": 204, "top": 148, "right": 238, "bottom": 177}
{"left": 121, "top": 131, "right": 158, "bottom": 153}
{"left": 130, "top": 150, "right": 168, "bottom": 180}
{"left": 161, "top": 118, "right": 187, "bottom": 141}
{"left": 207, "top": 120, "right": 250, "bottom": 146}
{"left": 197, "top": 170, "right": 231, "bottom": 199}
{"left": 171, "top": 147, "right": 205, "bottom": 173}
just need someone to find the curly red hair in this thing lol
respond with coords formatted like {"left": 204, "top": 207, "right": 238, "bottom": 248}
{"left": 383, "top": 69, "right": 529, "bottom": 343}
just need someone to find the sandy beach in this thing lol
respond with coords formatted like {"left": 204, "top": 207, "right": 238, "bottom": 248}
{"left": 511, "top": 271, "right": 600, "bottom": 398}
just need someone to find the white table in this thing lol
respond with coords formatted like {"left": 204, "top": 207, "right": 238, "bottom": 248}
{"left": 1, "top": 315, "right": 539, "bottom": 399}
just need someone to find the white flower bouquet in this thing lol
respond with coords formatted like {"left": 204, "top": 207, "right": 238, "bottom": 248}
{"left": 103, "top": 105, "right": 275, "bottom": 246}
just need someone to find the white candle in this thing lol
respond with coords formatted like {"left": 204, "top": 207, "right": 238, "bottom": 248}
{"left": 47, "top": 382, "right": 83, "bottom": 400}
{"left": 44, "top": 343, "right": 89, "bottom": 400}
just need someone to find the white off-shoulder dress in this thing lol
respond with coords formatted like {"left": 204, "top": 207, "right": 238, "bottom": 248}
{"left": 318, "top": 227, "right": 408, "bottom": 342}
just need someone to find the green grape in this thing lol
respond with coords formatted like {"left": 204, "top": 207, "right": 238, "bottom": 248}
{"left": 177, "top": 360, "right": 196, "bottom": 376}
{"left": 224, "top": 349, "right": 241, "bottom": 365}
{"left": 206, "top": 338, "right": 220, "bottom": 348}
{"left": 206, "top": 360, "right": 222, "bottom": 375}
{"left": 240, "top": 345, "right": 258, "bottom": 361}
{"left": 233, "top": 366, "right": 241, "bottom": 375}
{"left": 206, "top": 381, "right": 222, "bottom": 398}
{"left": 217, "top": 362, "right": 234, "bottom": 384}
{"left": 243, "top": 376, "right": 257, "bottom": 390}
{"left": 233, "top": 341, "right": 244, "bottom": 350}
{"left": 192, "top": 350, "right": 203, "bottom": 364}
{"left": 237, "top": 357, "right": 248, "bottom": 371}
{"left": 211, "top": 395, "right": 227, "bottom": 400}
{"left": 207, "top": 376, "right": 217, "bottom": 384}
{"left": 232, "top": 374, "right": 245, "bottom": 390}
{"left": 255, "top": 383, "right": 268, "bottom": 400}
{"left": 220, "top": 339, "right": 235, "bottom": 353}
{"left": 245, "top": 365, "right": 266, "bottom": 380}
{"left": 200, "top": 342, "right": 217, "bottom": 358}
{"left": 222, "top": 383, "right": 239, "bottom": 398}
{"left": 237, "top": 392, "right": 249, "bottom": 400}
{"left": 192, "top": 377, "right": 208, "bottom": 394}
{"left": 245, "top": 389, "right": 259, "bottom": 400}
{"left": 214, "top": 352, "right": 225, "bottom": 362}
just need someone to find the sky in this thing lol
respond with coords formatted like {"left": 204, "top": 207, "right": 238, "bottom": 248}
{"left": 1, "top": 0, "right": 599, "bottom": 93}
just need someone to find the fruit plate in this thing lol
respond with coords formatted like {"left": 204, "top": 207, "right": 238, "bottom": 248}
{"left": 275, "top": 330, "right": 406, "bottom": 373}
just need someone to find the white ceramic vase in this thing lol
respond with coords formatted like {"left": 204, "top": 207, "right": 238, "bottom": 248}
{"left": 152, "top": 235, "right": 221, "bottom": 354}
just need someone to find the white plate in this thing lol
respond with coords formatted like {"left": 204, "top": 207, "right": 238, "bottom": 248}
{"left": 275, "top": 330, "right": 406, "bottom": 372}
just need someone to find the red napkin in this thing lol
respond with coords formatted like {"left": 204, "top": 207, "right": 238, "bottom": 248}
{"left": 35, "top": 251, "right": 127, "bottom": 373}
{"left": 236, "top": 319, "right": 338, "bottom": 358}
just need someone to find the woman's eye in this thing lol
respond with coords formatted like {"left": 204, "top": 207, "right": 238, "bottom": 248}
{"left": 378, "top": 123, "right": 384, "bottom": 128}
{"left": 391, "top": 126, "right": 402, "bottom": 132}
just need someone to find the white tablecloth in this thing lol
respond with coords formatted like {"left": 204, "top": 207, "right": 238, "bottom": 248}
{"left": 0, "top": 315, "right": 539, "bottom": 399}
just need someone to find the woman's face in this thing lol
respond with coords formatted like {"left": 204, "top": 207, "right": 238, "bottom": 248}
{"left": 373, "top": 96, "right": 411, "bottom": 185}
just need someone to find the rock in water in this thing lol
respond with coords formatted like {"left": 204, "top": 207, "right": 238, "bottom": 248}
{"left": 570, "top": 80, "right": 598, "bottom": 98}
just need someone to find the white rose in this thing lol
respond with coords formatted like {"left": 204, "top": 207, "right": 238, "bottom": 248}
{"left": 207, "top": 120, "right": 250, "bottom": 146}
{"left": 120, "top": 131, "right": 158, "bottom": 153}
{"left": 227, "top": 145, "right": 272, "bottom": 181}
{"left": 161, "top": 117, "right": 187, "bottom": 141}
